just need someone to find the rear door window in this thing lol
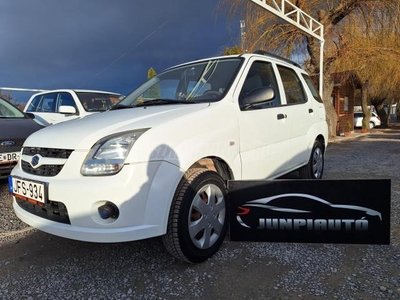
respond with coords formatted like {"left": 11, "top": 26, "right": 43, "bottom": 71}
{"left": 26, "top": 93, "right": 57, "bottom": 112}
{"left": 302, "top": 74, "right": 323, "bottom": 103}
{"left": 277, "top": 66, "right": 306, "bottom": 105}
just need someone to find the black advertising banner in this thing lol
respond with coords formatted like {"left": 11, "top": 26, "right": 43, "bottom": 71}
{"left": 228, "top": 179, "right": 391, "bottom": 244}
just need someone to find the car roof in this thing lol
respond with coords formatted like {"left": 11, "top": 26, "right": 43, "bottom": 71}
{"left": 30, "top": 89, "right": 122, "bottom": 97}
{"left": 354, "top": 111, "right": 377, "bottom": 115}
{"left": 166, "top": 51, "right": 306, "bottom": 74}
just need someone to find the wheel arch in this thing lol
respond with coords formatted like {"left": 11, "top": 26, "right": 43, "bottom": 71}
{"left": 162, "top": 166, "right": 230, "bottom": 263}
{"left": 187, "top": 156, "right": 234, "bottom": 181}
{"left": 315, "top": 134, "right": 326, "bottom": 152}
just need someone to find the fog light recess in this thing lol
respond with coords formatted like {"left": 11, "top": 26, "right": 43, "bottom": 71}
{"left": 98, "top": 202, "right": 120, "bottom": 220}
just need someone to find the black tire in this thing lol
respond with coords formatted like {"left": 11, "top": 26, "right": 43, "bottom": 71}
{"left": 162, "top": 168, "right": 229, "bottom": 263}
{"left": 299, "top": 140, "right": 324, "bottom": 179}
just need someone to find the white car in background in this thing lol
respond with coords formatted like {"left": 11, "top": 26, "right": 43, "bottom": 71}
{"left": 24, "top": 89, "right": 123, "bottom": 126}
{"left": 354, "top": 111, "right": 381, "bottom": 129}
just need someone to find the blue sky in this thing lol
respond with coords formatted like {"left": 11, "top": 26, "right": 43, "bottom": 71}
{"left": 0, "top": 0, "right": 240, "bottom": 103}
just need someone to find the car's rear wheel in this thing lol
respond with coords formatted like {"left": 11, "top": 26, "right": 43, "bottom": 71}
{"left": 299, "top": 140, "right": 324, "bottom": 179}
{"left": 163, "top": 168, "right": 229, "bottom": 263}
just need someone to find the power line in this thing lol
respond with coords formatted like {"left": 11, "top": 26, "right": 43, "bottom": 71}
{"left": 95, "top": 20, "right": 170, "bottom": 77}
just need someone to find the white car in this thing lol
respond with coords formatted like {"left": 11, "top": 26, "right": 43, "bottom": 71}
{"left": 10, "top": 51, "right": 328, "bottom": 263}
{"left": 24, "top": 89, "right": 123, "bottom": 126}
{"left": 354, "top": 111, "right": 381, "bottom": 128}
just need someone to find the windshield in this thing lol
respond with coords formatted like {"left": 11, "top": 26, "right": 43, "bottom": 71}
{"left": 76, "top": 92, "right": 122, "bottom": 112}
{"left": 0, "top": 98, "right": 26, "bottom": 118}
{"left": 118, "top": 57, "right": 243, "bottom": 108}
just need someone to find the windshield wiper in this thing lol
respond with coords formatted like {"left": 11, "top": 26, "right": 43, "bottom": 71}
{"left": 111, "top": 104, "right": 134, "bottom": 110}
{"left": 134, "top": 99, "right": 196, "bottom": 107}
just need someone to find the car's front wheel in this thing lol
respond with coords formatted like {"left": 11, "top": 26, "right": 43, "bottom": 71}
{"left": 299, "top": 140, "right": 324, "bottom": 179}
{"left": 163, "top": 168, "right": 229, "bottom": 263}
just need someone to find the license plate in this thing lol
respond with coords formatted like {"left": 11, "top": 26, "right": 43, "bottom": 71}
{"left": 9, "top": 176, "right": 47, "bottom": 204}
{"left": 0, "top": 151, "right": 20, "bottom": 164}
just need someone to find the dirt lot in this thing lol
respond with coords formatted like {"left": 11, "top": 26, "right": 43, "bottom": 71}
{"left": 0, "top": 125, "right": 399, "bottom": 299}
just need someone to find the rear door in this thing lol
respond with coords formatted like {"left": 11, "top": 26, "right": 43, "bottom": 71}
{"left": 25, "top": 92, "right": 58, "bottom": 125}
{"left": 275, "top": 65, "right": 315, "bottom": 169}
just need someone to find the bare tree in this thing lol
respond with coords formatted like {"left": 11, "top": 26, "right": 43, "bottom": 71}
{"left": 332, "top": 6, "right": 400, "bottom": 127}
{"left": 221, "top": 0, "right": 400, "bottom": 137}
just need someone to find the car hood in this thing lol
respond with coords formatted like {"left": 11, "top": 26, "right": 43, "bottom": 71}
{"left": 24, "top": 103, "right": 210, "bottom": 149}
{"left": 0, "top": 118, "right": 43, "bottom": 140}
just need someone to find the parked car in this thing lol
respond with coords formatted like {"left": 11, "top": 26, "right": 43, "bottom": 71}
{"left": 24, "top": 89, "right": 123, "bottom": 126}
{"left": 0, "top": 97, "right": 43, "bottom": 179}
{"left": 354, "top": 111, "right": 381, "bottom": 129}
{"left": 10, "top": 51, "right": 328, "bottom": 263}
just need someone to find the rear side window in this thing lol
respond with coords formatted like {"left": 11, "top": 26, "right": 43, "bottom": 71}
{"left": 302, "top": 74, "right": 323, "bottom": 103}
{"left": 277, "top": 66, "right": 306, "bottom": 105}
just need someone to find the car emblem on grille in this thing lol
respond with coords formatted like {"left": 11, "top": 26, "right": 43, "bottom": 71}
{"left": 1, "top": 141, "right": 15, "bottom": 146}
{"left": 31, "top": 155, "right": 41, "bottom": 167}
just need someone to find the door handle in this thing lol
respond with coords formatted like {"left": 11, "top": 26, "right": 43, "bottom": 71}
{"left": 277, "top": 113, "right": 287, "bottom": 120}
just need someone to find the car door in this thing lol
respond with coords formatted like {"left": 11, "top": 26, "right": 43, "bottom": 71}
{"left": 55, "top": 92, "right": 80, "bottom": 124}
{"left": 236, "top": 59, "right": 290, "bottom": 179}
{"left": 275, "top": 64, "right": 315, "bottom": 169}
{"left": 25, "top": 92, "right": 79, "bottom": 125}
{"left": 25, "top": 92, "right": 58, "bottom": 125}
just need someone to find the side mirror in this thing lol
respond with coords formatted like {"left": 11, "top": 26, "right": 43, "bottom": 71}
{"left": 241, "top": 86, "right": 275, "bottom": 110}
{"left": 59, "top": 105, "right": 77, "bottom": 114}
{"left": 25, "top": 112, "right": 36, "bottom": 119}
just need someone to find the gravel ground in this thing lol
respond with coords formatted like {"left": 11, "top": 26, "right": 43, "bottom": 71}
{"left": 0, "top": 125, "right": 399, "bottom": 299}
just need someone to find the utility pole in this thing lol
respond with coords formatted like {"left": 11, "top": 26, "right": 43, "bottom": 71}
{"left": 240, "top": 20, "right": 247, "bottom": 52}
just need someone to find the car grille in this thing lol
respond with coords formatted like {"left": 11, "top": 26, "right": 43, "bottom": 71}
{"left": 21, "top": 161, "right": 64, "bottom": 177}
{"left": 0, "top": 161, "right": 17, "bottom": 178}
{"left": 21, "top": 147, "right": 74, "bottom": 177}
{"left": 22, "top": 147, "right": 73, "bottom": 158}
{"left": 16, "top": 198, "right": 70, "bottom": 224}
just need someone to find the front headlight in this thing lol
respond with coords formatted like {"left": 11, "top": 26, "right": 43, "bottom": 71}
{"left": 81, "top": 129, "right": 148, "bottom": 176}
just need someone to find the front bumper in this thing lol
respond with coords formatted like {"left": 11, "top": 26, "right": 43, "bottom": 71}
{"left": 11, "top": 160, "right": 183, "bottom": 243}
